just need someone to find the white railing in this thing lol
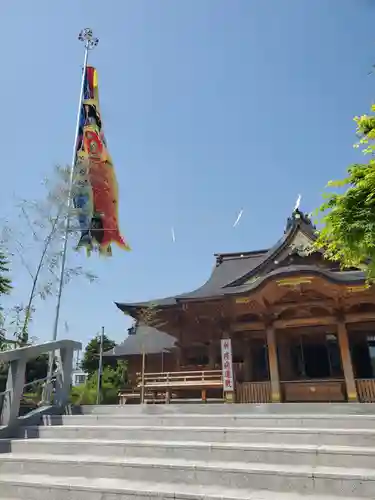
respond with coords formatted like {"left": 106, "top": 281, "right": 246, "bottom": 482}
{"left": 0, "top": 340, "right": 81, "bottom": 427}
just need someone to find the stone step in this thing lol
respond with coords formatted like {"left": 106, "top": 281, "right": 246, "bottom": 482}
{"left": 46, "top": 413, "right": 375, "bottom": 429}
{"left": 0, "top": 453, "right": 374, "bottom": 497}
{"left": 5, "top": 437, "right": 375, "bottom": 468}
{"left": 19, "top": 424, "right": 375, "bottom": 447}
{"left": 76, "top": 403, "right": 375, "bottom": 415}
{"left": 0, "top": 474, "right": 367, "bottom": 500}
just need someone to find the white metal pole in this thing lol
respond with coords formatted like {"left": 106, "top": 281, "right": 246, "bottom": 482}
{"left": 96, "top": 326, "right": 104, "bottom": 404}
{"left": 44, "top": 29, "right": 99, "bottom": 401}
{"left": 141, "top": 350, "right": 146, "bottom": 404}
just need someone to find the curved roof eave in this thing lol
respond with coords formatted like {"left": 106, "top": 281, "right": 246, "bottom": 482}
{"left": 115, "top": 298, "right": 177, "bottom": 315}
{"left": 222, "top": 266, "right": 365, "bottom": 296}
{"left": 116, "top": 267, "right": 366, "bottom": 316}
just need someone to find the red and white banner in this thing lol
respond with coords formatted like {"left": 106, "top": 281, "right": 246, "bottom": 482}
{"left": 221, "top": 339, "right": 234, "bottom": 392}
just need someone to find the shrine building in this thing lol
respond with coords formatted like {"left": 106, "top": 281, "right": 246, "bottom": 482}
{"left": 116, "top": 208, "right": 375, "bottom": 404}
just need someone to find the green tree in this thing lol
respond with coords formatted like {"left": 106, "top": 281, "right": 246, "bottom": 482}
{"left": 70, "top": 363, "right": 127, "bottom": 405}
{"left": 81, "top": 334, "right": 117, "bottom": 377}
{"left": 315, "top": 104, "right": 375, "bottom": 279}
{"left": 0, "top": 249, "right": 11, "bottom": 296}
{"left": 90, "top": 361, "right": 127, "bottom": 404}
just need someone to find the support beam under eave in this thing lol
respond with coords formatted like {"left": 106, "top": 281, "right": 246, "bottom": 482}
{"left": 337, "top": 320, "right": 358, "bottom": 402}
{"left": 266, "top": 325, "right": 281, "bottom": 402}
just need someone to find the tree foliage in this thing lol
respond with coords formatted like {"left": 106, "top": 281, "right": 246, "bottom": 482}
{"left": 315, "top": 104, "right": 375, "bottom": 279}
{"left": 0, "top": 248, "right": 12, "bottom": 345}
{"left": 71, "top": 363, "right": 127, "bottom": 405}
{"left": 0, "top": 249, "right": 12, "bottom": 296}
{"left": 0, "top": 166, "right": 97, "bottom": 344}
{"left": 81, "top": 333, "right": 117, "bottom": 377}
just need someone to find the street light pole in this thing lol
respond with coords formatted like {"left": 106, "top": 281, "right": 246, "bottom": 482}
{"left": 96, "top": 326, "right": 105, "bottom": 405}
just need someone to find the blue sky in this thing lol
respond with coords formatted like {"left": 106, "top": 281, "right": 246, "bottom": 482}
{"left": 1, "top": 1, "right": 375, "bottom": 347}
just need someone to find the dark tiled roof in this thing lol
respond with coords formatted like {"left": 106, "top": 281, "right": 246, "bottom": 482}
{"left": 115, "top": 210, "right": 365, "bottom": 316}
{"left": 115, "top": 251, "right": 269, "bottom": 313}
{"left": 103, "top": 325, "right": 178, "bottom": 357}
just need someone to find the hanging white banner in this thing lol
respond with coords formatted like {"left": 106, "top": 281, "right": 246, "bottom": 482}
{"left": 221, "top": 338, "right": 234, "bottom": 392}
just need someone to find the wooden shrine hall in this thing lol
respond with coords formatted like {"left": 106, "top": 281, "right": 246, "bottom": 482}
{"left": 116, "top": 209, "right": 375, "bottom": 404}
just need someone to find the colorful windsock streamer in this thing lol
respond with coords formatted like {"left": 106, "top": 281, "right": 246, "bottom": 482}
{"left": 73, "top": 66, "right": 130, "bottom": 256}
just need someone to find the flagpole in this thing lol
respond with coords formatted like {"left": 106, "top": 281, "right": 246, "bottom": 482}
{"left": 52, "top": 28, "right": 99, "bottom": 344}
{"left": 44, "top": 29, "right": 99, "bottom": 401}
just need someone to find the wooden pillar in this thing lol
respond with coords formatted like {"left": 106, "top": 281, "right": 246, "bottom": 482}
{"left": 337, "top": 320, "right": 358, "bottom": 402}
{"left": 266, "top": 325, "right": 281, "bottom": 402}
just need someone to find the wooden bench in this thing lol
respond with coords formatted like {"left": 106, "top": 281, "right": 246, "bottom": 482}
{"left": 137, "top": 370, "right": 223, "bottom": 403}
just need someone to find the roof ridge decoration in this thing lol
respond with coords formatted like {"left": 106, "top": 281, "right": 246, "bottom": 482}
{"left": 289, "top": 238, "right": 315, "bottom": 258}
{"left": 286, "top": 209, "right": 318, "bottom": 257}
{"left": 223, "top": 208, "right": 318, "bottom": 288}
{"left": 285, "top": 208, "right": 316, "bottom": 234}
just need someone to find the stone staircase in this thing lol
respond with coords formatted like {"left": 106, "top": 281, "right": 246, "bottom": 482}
{"left": 0, "top": 403, "right": 375, "bottom": 499}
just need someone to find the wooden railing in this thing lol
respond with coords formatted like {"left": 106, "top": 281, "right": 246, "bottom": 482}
{"left": 356, "top": 379, "right": 375, "bottom": 403}
{"left": 281, "top": 379, "right": 346, "bottom": 402}
{"left": 135, "top": 370, "right": 224, "bottom": 404}
{"left": 236, "top": 381, "right": 271, "bottom": 403}
{"left": 137, "top": 370, "right": 223, "bottom": 387}
{"left": 118, "top": 384, "right": 141, "bottom": 405}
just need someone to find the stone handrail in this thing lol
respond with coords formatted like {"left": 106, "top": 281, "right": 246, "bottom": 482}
{"left": 0, "top": 339, "right": 81, "bottom": 428}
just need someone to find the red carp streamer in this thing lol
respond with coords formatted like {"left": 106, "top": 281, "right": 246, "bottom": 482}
{"left": 73, "top": 66, "right": 130, "bottom": 255}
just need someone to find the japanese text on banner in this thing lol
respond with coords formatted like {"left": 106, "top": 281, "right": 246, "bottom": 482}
{"left": 220, "top": 339, "right": 234, "bottom": 392}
